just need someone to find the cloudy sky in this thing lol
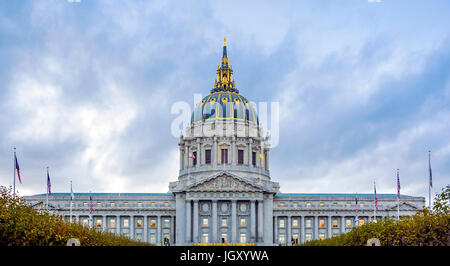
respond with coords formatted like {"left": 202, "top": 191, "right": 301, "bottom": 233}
{"left": 0, "top": 1, "right": 449, "bottom": 204}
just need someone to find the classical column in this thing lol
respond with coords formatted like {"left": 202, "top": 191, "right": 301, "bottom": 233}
{"left": 263, "top": 194, "right": 274, "bottom": 245}
{"left": 231, "top": 136, "right": 236, "bottom": 166}
{"left": 314, "top": 216, "right": 319, "bottom": 240}
{"left": 231, "top": 200, "right": 237, "bottom": 243}
{"left": 250, "top": 200, "right": 256, "bottom": 243}
{"left": 248, "top": 139, "right": 253, "bottom": 168}
{"left": 143, "top": 215, "right": 148, "bottom": 242}
{"left": 341, "top": 216, "right": 345, "bottom": 234}
{"left": 186, "top": 200, "right": 192, "bottom": 243}
{"left": 287, "top": 216, "right": 291, "bottom": 245}
{"left": 328, "top": 215, "right": 332, "bottom": 238}
{"left": 172, "top": 215, "right": 176, "bottom": 244}
{"left": 157, "top": 215, "right": 162, "bottom": 246}
{"left": 180, "top": 146, "right": 184, "bottom": 170}
{"left": 212, "top": 200, "right": 218, "bottom": 243}
{"left": 103, "top": 215, "right": 106, "bottom": 232}
{"left": 301, "top": 216, "right": 305, "bottom": 244}
{"left": 130, "top": 215, "right": 134, "bottom": 240}
{"left": 185, "top": 145, "right": 189, "bottom": 168}
{"left": 176, "top": 193, "right": 186, "bottom": 245}
{"left": 197, "top": 140, "right": 201, "bottom": 168}
{"left": 257, "top": 200, "right": 263, "bottom": 243}
{"left": 193, "top": 200, "right": 199, "bottom": 243}
{"left": 274, "top": 215, "right": 278, "bottom": 244}
{"left": 213, "top": 136, "right": 217, "bottom": 167}
{"left": 116, "top": 215, "right": 120, "bottom": 235}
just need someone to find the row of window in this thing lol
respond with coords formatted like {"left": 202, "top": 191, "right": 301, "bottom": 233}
{"left": 76, "top": 217, "right": 172, "bottom": 229}
{"left": 201, "top": 217, "right": 247, "bottom": 227}
{"left": 70, "top": 201, "right": 171, "bottom": 208}
{"left": 191, "top": 149, "right": 261, "bottom": 166}
{"left": 201, "top": 233, "right": 247, "bottom": 244}
{"left": 278, "top": 233, "right": 330, "bottom": 243}
{"left": 279, "top": 202, "right": 371, "bottom": 208}
{"left": 278, "top": 217, "right": 366, "bottom": 229}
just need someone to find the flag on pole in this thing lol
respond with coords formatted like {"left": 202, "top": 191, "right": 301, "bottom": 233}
{"left": 374, "top": 182, "right": 378, "bottom": 210}
{"left": 429, "top": 152, "right": 433, "bottom": 188}
{"left": 47, "top": 168, "right": 51, "bottom": 196}
{"left": 189, "top": 155, "right": 196, "bottom": 159}
{"left": 14, "top": 154, "right": 22, "bottom": 184}
{"left": 70, "top": 181, "right": 74, "bottom": 201}
{"left": 355, "top": 193, "right": 358, "bottom": 216}
{"left": 89, "top": 195, "right": 93, "bottom": 214}
{"left": 397, "top": 169, "right": 400, "bottom": 199}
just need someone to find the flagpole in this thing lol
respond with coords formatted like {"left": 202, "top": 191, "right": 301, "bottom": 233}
{"left": 46, "top": 166, "right": 49, "bottom": 210}
{"left": 428, "top": 150, "right": 431, "bottom": 208}
{"left": 373, "top": 180, "right": 376, "bottom": 222}
{"left": 13, "top": 147, "right": 16, "bottom": 197}
{"left": 355, "top": 192, "right": 358, "bottom": 227}
{"left": 70, "top": 180, "right": 73, "bottom": 223}
{"left": 397, "top": 169, "right": 400, "bottom": 221}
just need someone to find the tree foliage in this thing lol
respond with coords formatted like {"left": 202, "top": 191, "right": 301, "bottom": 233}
{"left": 0, "top": 186, "right": 152, "bottom": 246}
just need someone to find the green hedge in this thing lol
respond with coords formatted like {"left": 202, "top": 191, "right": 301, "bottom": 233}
{"left": 0, "top": 186, "right": 152, "bottom": 246}
{"left": 302, "top": 185, "right": 450, "bottom": 246}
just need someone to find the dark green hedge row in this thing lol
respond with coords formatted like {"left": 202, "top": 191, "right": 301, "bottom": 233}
{"left": 0, "top": 186, "right": 152, "bottom": 246}
{"left": 302, "top": 186, "right": 449, "bottom": 246}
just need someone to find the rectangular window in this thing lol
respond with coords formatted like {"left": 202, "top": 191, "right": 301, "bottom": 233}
{"left": 137, "top": 202, "right": 143, "bottom": 207}
{"left": 306, "top": 202, "right": 311, "bottom": 208}
{"left": 346, "top": 218, "right": 352, "bottom": 228}
{"left": 123, "top": 218, "right": 129, "bottom": 228}
{"left": 279, "top": 202, "right": 285, "bottom": 207}
{"left": 305, "top": 218, "right": 312, "bottom": 228}
{"left": 123, "top": 202, "right": 128, "bottom": 207}
{"left": 83, "top": 202, "right": 88, "bottom": 207}
{"left": 252, "top": 151, "right": 256, "bottom": 166}
{"left": 319, "top": 218, "right": 325, "bottom": 228}
{"left": 82, "top": 217, "right": 89, "bottom": 226}
{"left": 136, "top": 233, "right": 143, "bottom": 241}
{"left": 332, "top": 218, "right": 338, "bottom": 228}
{"left": 136, "top": 218, "right": 143, "bottom": 228}
{"left": 149, "top": 233, "right": 156, "bottom": 244}
{"left": 240, "top": 218, "right": 246, "bottom": 227}
{"left": 279, "top": 219, "right": 285, "bottom": 228}
{"left": 205, "top": 149, "right": 211, "bottom": 164}
{"left": 202, "top": 233, "right": 209, "bottom": 243}
{"left": 109, "top": 218, "right": 116, "bottom": 228}
{"left": 221, "top": 218, "right": 227, "bottom": 227}
{"left": 319, "top": 233, "right": 325, "bottom": 240}
{"left": 359, "top": 219, "right": 365, "bottom": 226}
{"left": 203, "top": 218, "right": 209, "bottom": 227}
{"left": 221, "top": 149, "right": 228, "bottom": 164}
{"left": 221, "top": 233, "right": 227, "bottom": 243}
{"left": 96, "top": 202, "right": 102, "bottom": 207}
{"left": 163, "top": 218, "right": 170, "bottom": 228}
{"left": 192, "top": 151, "right": 197, "bottom": 166}
{"left": 110, "top": 202, "right": 115, "bottom": 207}
{"left": 319, "top": 202, "right": 325, "bottom": 207}
{"left": 292, "top": 234, "right": 299, "bottom": 243}
{"left": 305, "top": 233, "right": 312, "bottom": 242}
{"left": 150, "top": 218, "right": 156, "bottom": 228}
{"left": 238, "top": 149, "right": 244, "bottom": 164}
{"left": 240, "top": 233, "right": 246, "bottom": 243}
{"left": 279, "top": 234, "right": 286, "bottom": 244}
{"left": 292, "top": 218, "right": 299, "bottom": 228}
{"left": 96, "top": 218, "right": 102, "bottom": 228}
{"left": 163, "top": 234, "right": 170, "bottom": 244}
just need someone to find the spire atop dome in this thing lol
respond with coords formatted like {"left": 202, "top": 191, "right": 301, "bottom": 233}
{"left": 211, "top": 38, "right": 238, "bottom": 94}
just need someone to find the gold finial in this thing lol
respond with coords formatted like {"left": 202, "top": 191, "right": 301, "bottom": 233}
{"left": 224, "top": 37, "right": 226, "bottom": 46}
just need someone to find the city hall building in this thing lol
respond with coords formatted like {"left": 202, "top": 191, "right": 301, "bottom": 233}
{"left": 24, "top": 40, "right": 425, "bottom": 246}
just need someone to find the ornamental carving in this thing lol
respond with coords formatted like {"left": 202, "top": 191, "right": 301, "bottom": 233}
{"left": 189, "top": 175, "right": 260, "bottom": 192}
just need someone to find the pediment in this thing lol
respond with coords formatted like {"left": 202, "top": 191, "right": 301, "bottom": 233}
{"left": 388, "top": 202, "right": 418, "bottom": 211}
{"left": 187, "top": 174, "right": 264, "bottom": 192}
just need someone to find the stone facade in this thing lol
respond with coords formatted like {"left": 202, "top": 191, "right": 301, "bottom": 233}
{"left": 23, "top": 40, "right": 425, "bottom": 246}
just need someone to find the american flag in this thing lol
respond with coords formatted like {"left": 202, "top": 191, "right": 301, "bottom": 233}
{"left": 429, "top": 152, "right": 432, "bottom": 188}
{"left": 397, "top": 169, "right": 400, "bottom": 199}
{"left": 374, "top": 181, "right": 378, "bottom": 210}
{"left": 89, "top": 195, "right": 93, "bottom": 214}
{"left": 15, "top": 154, "right": 22, "bottom": 184}
{"left": 47, "top": 168, "right": 51, "bottom": 196}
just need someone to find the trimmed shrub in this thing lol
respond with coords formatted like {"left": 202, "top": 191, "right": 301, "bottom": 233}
{"left": 302, "top": 185, "right": 450, "bottom": 246}
{"left": 0, "top": 186, "right": 152, "bottom": 246}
